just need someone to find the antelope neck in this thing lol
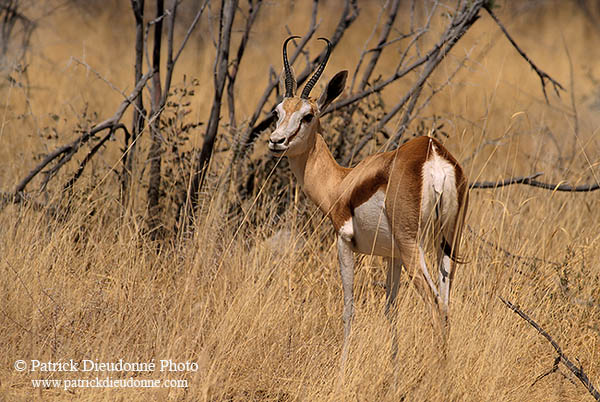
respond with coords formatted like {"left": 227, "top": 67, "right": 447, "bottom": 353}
{"left": 287, "top": 133, "right": 350, "bottom": 216}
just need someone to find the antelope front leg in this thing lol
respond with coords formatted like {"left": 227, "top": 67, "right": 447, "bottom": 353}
{"left": 337, "top": 234, "right": 354, "bottom": 366}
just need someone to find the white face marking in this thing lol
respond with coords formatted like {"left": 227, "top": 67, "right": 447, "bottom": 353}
{"left": 268, "top": 101, "right": 314, "bottom": 156}
{"left": 275, "top": 103, "right": 286, "bottom": 125}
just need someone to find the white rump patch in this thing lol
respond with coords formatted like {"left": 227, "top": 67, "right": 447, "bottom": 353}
{"left": 421, "top": 144, "right": 458, "bottom": 232}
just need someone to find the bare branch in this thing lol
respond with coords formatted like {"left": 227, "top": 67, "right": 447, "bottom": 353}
{"left": 13, "top": 71, "right": 153, "bottom": 196}
{"left": 389, "top": 1, "right": 481, "bottom": 143}
{"left": 470, "top": 172, "right": 600, "bottom": 192}
{"left": 470, "top": 172, "right": 544, "bottom": 189}
{"left": 189, "top": 0, "right": 238, "bottom": 212}
{"left": 122, "top": 0, "right": 146, "bottom": 203}
{"left": 500, "top": 297, "right": 600, "bottom": 401}
{"left": 163, "top": 0, "right": 210, "bottom": 108}
{"left": 467, "top": 225, "right": 561, "bottom": 268}
{"left": 63, "top": 124, "right": 129, "bottom": 192}
{"left": 531, "top": 356, "right": 561, "bottom": 388}
{"left": 562, "top": 35, "right": 579, "bottom": 162}
{"left": 69, "top": 57, "right": 127, "bottom": 99}
{"left": 162, "top": 0, "right": 178, "bottom": 107}
{"left": 485, "top": 7, "right": 564, "bottom": 103}
{"left": 357, "top": 0, "right": 401, "bottom": 92}
{"left": 342, "top": 1, "right": 479, "bottom": 164}
{"left": 227, "top": 0, "right": 263, "bottom": 130}
{"left": 172, "top": 0, "right": 210, "bottom": 66}
{"left": 349, "top": 0, "right": 389, "bottom": 93}
{"left": 146, "top": 0, "right": 166, "bottom": 233}
{"left": 143, "top": 6, "right": 170, "bottom": 72}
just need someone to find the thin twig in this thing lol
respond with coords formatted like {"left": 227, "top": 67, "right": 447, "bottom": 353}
{"left": 485, "top": 7, "right": 564, "bottom": 103}
{"left": 189, "top": 0, "right": 238, "bottom": 213}
{"left": 343, "top": 0, "right": 478, "bottom": 164}
{"left": 69, "top": 57, "right": 127, "bottom": 99}
{"left": 145, "top": 0, "right": 166, "bottom": 233}
{"left": 531, "top": 356, "right": 560, "bottom": 387}
{"left": 562, "top": 34, "right": 579, "bottom": 163}
{"left": 390, "top": 1, "right": 479, "bottom": 143}
{"left": 173, "top": 0, "right": 210, "bottom": 66}
{"left": 357, "top": 0, "right": 401, "bottom": 92}
{"left": 349, "top": 0, "right": 388, "bottom": 93}
{"left": 500, "top": 297, "right": 600, "bottom": 401}
{"left": 63, "top": 124, "right": 129, "bottom": 191}
{"left": 227, "top": 0, "right": 263, "bottom": 130}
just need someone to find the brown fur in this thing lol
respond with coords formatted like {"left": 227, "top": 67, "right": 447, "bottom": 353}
{"left": 273, "top": 94, "right": 468, "bottom": 262}
{"left": 273, "top": 91, "right": 468, "bottom": 338}
{"left": 297, "top": 133, "right": 467, "bottom": 244}
{"left": 271, "top": 62, "right": 468, "bottom": 348}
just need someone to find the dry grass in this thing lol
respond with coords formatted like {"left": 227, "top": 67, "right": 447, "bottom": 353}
{"left": 1, "top": 1, "right": 599, "bottom": 401}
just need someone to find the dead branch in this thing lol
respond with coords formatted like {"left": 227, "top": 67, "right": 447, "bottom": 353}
{"left": 500, "top": 297, "right": 600, "bottom": 401}
{"left": 63, "top": 124, "right": 129, "bottom": 192}
{"left": 342, "top": 1, "right": 479, "bottom": 164}
{"left": 348, "top": 0, "right": 388, "bottom": 94}
{"left": 227, "top": 0, "right": 263, "bottom": 130}
{"left": 189, "top": 0, "right": 238, "bottom": 213}
{"left": 470, "top": 172, "right": 599, "bottom": 192}
{"left": 172, "top": 0, "right": 209, "bottom": 67}
{"left": 121, "top": 0, "right": 146, "bottom": 203}
{"left": 330, "top": 2, "right": 565, "bottom": 165}
{"left": 13, "top": 71, "right": 153, "bottom": 197}
{"left": 531, "top": 356, "right": 561, "bottom": 388}
{"left": 162, "top": 0, "right": 210, "bottom": 107}
{"left": 562, "top": 35, "right": 579, "bottom": 163}
{"left": 292, "top": 0, "right": 359, "bottom": 91}
{"left": 142, "top": 5, "right": 170, "bottom": 72}
{"left": 354, "top": 0, "right": 401, "bottom": 92}
{"left": 484, "top": 7, "right": 564, "bottom": 103}
{"left": 146, "top": 0, "right": 167, "bottom": 233}
{"left": 389, "top": 1, "right": 483, "bottom": 144}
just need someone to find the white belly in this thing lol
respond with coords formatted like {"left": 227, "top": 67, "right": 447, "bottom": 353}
{"left": 351, "top": 190, "right": 397, "bottom": 257}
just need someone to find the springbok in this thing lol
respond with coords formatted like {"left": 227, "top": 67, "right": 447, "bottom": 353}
{"left": 268, "top": 36, "right": 469, "bottom": 360}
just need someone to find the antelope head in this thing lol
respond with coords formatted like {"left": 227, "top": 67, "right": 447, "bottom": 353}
{"left": 268, "top": 36, "right": 347, "bottom": 157}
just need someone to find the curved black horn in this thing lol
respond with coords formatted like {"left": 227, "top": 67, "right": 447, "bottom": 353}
{"left": 283, "top": 36, "right": 300, "bottom": 97}
{"left": 301, "top": 37, "right": 332, "bottom": 99}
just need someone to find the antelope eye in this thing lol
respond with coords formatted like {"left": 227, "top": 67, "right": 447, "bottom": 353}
{"left": 302, "top": 113, "right": 314, "bottom": 124}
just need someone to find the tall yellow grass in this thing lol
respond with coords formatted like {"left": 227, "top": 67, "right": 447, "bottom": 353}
{"left": 1, "top": 1, "right": 599, "bottom": 401}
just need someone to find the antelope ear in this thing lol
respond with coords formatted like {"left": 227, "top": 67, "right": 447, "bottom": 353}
{"left": 279, "top": 66, "right": 297, "bottom": 97}
{"left": 317, "top": 70, "right": 347, "bottom": 112}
